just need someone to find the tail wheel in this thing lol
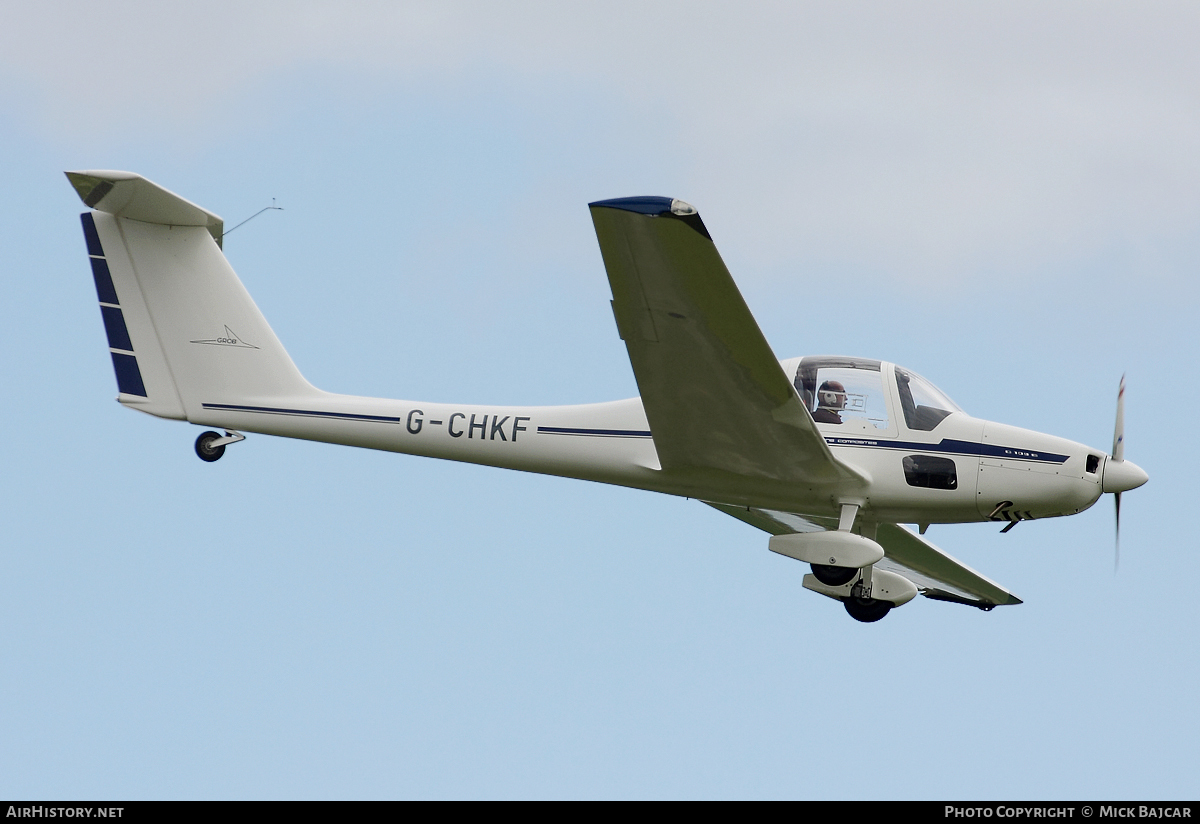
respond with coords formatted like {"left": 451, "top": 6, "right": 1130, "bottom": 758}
{"left": 843, "top": 596, "right": 892, "bottom": 623}
{"left": 811, "top": 563, "right": 857, "bottom": 586}
{"left": 194, "top": 431, "right": 226, "bottom": 462}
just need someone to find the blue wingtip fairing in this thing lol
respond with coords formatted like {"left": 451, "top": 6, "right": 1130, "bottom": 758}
{"left": 588, "top": 196, "right": 711, "bottom": 240}
{"left": 588, "top": 196, "right": 676, "bottom": 215}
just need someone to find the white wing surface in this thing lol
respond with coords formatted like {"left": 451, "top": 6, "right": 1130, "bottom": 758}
{"left": 589, "top": 197, "right": 862, "bottom": 487}
{"left": 874, "top": 523, "right": 1022, "bottom": 608}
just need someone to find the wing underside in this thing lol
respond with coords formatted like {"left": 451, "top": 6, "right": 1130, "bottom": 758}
{"left": 707, "top": 502, "right": 1022, "bottom": 608}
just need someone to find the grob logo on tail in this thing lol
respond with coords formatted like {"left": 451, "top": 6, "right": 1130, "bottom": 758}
{"left": 190, "top": 325, "right": 259, "bottom": 349}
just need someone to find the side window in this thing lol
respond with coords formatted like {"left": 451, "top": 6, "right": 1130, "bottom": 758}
{"left": 894, "top": 366, "right": 962, "bottom": 432}
{"left": 902, "top": 455, "right": 958, "bottom": 490}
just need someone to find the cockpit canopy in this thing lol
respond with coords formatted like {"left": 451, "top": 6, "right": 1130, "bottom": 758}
{"left": 793, "top": 356, "right": 964, "bottom": 432}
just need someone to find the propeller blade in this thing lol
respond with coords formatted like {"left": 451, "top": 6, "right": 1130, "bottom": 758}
{"left": 1113, "top": 374, "right": 1126, "bottom": 462}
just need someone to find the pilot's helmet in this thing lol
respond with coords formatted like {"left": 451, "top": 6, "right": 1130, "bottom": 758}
{"left": 817, "top": 380, "right": 847, "bottom": 410}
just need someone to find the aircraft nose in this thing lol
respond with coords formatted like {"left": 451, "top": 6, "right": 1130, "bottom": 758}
{"left": 1102, "top": 458, "right": 1149, "bottom": 493}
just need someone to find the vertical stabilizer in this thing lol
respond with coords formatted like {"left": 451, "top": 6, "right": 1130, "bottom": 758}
{"left": 69, "top": 171, "right": 319, "bottom": 422}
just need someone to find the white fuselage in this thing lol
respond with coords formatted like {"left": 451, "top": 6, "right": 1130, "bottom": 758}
{"left": 188, "top": 357, "right": 1106, "bottom": 528}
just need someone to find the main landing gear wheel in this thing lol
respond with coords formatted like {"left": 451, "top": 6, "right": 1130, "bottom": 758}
{"left": 811, "top": 563, "right": 857, "bottom": 586}
{"left": 843, "top": 596, "right": 893, "bottom": 623}
{"left": 194, "top": 431, "right": 226, "bottom": 462}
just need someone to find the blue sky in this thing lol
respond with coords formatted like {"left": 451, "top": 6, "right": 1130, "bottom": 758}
{"left": 1, "top": 2, "right": 1197, "bottom": 799}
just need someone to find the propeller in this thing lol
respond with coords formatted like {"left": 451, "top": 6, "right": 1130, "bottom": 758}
{"left": 1114, "top": 375, "right": 1124, "bottom": 569}
{"left": 1113, "top": 373, "right": 1125, "bottom": 462}
{"left": 1103, "top": 374, "right": 1148, "bottom": 570}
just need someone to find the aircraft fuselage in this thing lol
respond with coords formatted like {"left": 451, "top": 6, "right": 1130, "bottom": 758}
{"left": 187, "top": 356, "right": 1106, "bottom": 530}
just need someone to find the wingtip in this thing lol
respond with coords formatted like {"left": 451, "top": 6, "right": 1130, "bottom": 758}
{"left": 589, "top": 196, "right": 710, "bottom": 239}
{"left": 588, "top": 196, "right": 676, "bottom": 215}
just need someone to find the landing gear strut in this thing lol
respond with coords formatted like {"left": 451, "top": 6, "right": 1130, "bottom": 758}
{"left": 194, "top": 430, "right": 245, "bottom": 462}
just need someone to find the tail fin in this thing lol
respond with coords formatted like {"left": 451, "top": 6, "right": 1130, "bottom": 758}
{"left": 68, "top": 171, "right": 317, "bottom": 422}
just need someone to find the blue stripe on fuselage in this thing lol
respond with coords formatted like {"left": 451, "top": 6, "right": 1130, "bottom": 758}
{"left": 201, "top": 403, "right": 402, "bottom": 424}
{"left": 825, "top": 436, "right": 1069, "bottom": 464}
{"left": 537, "top": 426, "right": 653, "bottom": 438}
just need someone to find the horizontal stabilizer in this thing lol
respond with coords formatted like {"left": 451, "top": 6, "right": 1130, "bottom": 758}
{"left": 66, "top": 170, "right": 224, "bottom": 247}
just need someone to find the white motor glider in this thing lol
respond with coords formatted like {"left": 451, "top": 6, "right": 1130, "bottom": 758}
{"left": 66, "top": 171, "right": 1148, "bottom": 622}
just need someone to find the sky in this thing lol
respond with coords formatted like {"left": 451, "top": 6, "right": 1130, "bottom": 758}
{"left": 1, "top": 1, "right": 1197, "bottom": 800}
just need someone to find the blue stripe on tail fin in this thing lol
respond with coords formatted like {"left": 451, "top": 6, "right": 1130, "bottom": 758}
{"left": 81, "top": 211, "right": 148, "bottom": 398}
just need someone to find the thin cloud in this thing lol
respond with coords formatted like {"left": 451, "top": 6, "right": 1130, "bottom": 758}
{"left": 8, "top": 1, "right": 1199, "bottom": 284}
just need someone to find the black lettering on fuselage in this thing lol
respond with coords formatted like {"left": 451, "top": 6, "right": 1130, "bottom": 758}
{"left": 418, "top": 411, "right": 529, "bottom": 442}
{"left": 513, "top": 416, "right": 530, "bottom": 441}
{"left": 468, "top": 414, "right": 487, "bottom": 439}
{"left": 490, "top": 416, "right": 510, "bottom": 441}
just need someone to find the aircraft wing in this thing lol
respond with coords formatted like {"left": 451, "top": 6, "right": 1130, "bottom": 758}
{"left": 589, "top": 197, "right": 861, "bottom": 486}
{"left": 706, "top": 503, "right": 1022, "bottom": 609}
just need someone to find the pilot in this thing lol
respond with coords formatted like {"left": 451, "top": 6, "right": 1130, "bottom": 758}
{"left": 812, "top": 380, "right": 846, "bottom": 424}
